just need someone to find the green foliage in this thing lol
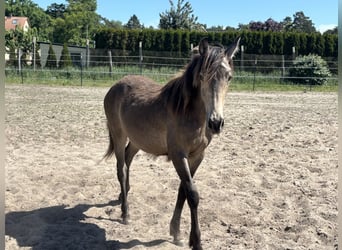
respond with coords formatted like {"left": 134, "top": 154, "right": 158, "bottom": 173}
{"left": 94, "top": 29, "right": 338, "bottom": 58}
{"left": 291, "top": 11, "right": 316, "bottom": 33}
{"left": 159, "top": 0, "right": 203, "bottom": 30}
{"left": 50, "top": 0, "right": 100, "bottom": 46}
{"left": 124, "top": 15, "right": 144, "bottom": 29}
{"left": 59, "top": 43, "right": 72, "bottom": 68}
{"left": 45, "top": 43, "right": 57, "bottom": 68}
{"left": 7, "top": 46, "right": 17, "bottom": 67}
{"left": 288, "top": 54, "right": 331, "bottom": 85}
{"left": 5, "top": 0, "right": 53, "bottom": 41}
{"left": 46, "top": 3, "right": 66, "bottom": 18}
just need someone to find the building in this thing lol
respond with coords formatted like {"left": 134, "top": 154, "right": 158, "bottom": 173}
{"left": 38, "top": 42, "right": 88, "bottom": 68}
{"left": 5, "top": 16, "right": 30, "bottom": 62}
{"left": 5, "top": 16, "right": 30, "bottom": 32}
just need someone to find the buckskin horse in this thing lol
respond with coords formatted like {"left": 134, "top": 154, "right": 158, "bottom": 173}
{"left": 103, "top": 37, "right": 240, "bottom": 249}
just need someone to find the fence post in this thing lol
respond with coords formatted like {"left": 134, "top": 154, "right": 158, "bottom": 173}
{"left": 292, "top": 46, "right": 296, "bottom": 61}
{"left": 253, "top": 57, "right": 257, "bottom": 91}
{"left": 86, "top": 39, "right": 90, "bottom": 68}
{"left": 281, "top": 55, "right": 285, "bottom": 82}
{"left": 33, "top": 36, "right": 36, "bottom": 71}
{"left": 241, "top": 45, "right": 244, "bottom": 71}
{"left": 108, "top": 50, "right": 113, "bottom": 77}
{"left": 139, "top": 41, "right": 143, "bottom": 75}
{"left": 80, "top": 53, "right": 83, "bottom": 87}
{"left": 18, "top": 48, "right": 24, "bottom": 84}
{"left": 17, "top": 48, "right": 21, "bottom": 73}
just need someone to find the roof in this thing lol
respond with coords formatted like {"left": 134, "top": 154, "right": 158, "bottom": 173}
{"left": 5, "top": 16, "right": 30, "bottom": 31}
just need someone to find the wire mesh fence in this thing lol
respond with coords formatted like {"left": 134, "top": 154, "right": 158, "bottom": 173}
{"left": 5, "top": 47, "right": 338, "bottom": 91}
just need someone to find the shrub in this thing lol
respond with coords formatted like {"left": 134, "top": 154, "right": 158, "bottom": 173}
{"left": 59, "top": 43, "right": 72, "bottom": 68}
{"left": 288, "top": 54, "right": 331, "bottom": 85}
{"left": 45, "top": 43, "right": 57, "bottom": 68}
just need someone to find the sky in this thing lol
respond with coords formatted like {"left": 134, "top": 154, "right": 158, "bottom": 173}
{"left": 33, "top": 0, "right": 337, "bottom": 33}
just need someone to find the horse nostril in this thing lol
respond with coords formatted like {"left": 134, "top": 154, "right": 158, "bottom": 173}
{"left": 208, "top": 118, "right": 224, "bottom": 133}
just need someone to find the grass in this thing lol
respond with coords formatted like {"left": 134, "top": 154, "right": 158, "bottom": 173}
{"left": 5, "top": 65, "right": 338, "bottom": 92}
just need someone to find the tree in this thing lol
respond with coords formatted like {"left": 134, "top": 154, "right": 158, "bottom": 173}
{"left": 45, "top": 43, "right": 57, "bottom": 68}
{"left": 51, "top": 0, "right": 101, "bottom": 45}
{"left": 100, "top": 17, "right": 123, "bottom": 29}
{"left": 124, "top": 14, "right": 144, "bottom": 29}
{"left": 5, "top": 26, "right": 38, "bottom": 65}
{"left": 264, "top": 18, "right": 283, "bottom": 32}
{"left": 248, "top": 18, "right": 282, "bottom": 32}
{"left": 281, "top": 16, "right": 293, "bottom": 31}
{"left": 323, "top": 27, "right": 337, "bottom": 35}
{"left": 59, "top": 43, "right": 72, "bottom": 68}
{"left": 291, "top": 11, "right": 316, "bottom": 33}
{"left": 159, "top": 0, "right": 203, "bottom": 30}
{"left": 46, "top": 3, "right": 66, "bottom": 18}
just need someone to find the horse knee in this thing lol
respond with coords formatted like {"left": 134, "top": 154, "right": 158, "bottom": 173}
{"left": 186, "top": 186, "right": 199, "bottom": 208}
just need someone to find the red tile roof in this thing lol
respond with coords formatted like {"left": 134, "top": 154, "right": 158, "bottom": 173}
{"left": 5, "top": 16, "right": 29, "bottom": 31}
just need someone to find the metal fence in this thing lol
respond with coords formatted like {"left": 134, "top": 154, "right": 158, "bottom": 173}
{"left": 5, "top": 48, "right": 338, "bottom": 91}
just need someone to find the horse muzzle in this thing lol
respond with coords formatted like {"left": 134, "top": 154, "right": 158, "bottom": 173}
{"left": 208, "top": 117, "right": 224, "bottom": 134}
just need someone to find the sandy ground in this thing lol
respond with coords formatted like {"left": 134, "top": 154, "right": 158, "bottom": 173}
{"left": 5, "top": 84, "right": 337, "bottom": 250}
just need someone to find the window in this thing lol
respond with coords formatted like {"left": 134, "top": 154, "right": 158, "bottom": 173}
{"left": 12, "top": 19, "right": 17, "bottom": 25}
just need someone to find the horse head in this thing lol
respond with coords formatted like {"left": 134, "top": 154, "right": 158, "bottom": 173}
{"left": 197, "top": 37, "right": 240, "bottom": 134}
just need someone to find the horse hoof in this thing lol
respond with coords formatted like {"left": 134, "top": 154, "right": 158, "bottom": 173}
{"left": 122, "top": 218, "right": 129, "bottom": 225}
{"left": 191, "top": 245, "right": 203, "bottom": 250}
{"left": 173, "top": 239, "right": 184, "bottom": 247}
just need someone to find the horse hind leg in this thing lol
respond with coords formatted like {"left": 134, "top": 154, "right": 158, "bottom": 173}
{"left": 110, "top": 131, "right": 130, "bottom": 224}
{"left": 118, "top": 142, "right": 139, "bottom": 201}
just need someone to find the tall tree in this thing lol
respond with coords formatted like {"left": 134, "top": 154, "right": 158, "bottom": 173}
{"left": 46, "top": 3, "right": 66, "bottom": 18}
{"left": 248, "top": 18, "right": 282, "bottom": 32}
{"left": 59, "top": 43, "right": 72, "bottom": 68}
{"left": 46, "top": 43, "right": 57, "bottom": 68}
{"left": 159, "top": 0, "right": 203, "bottom": 30}
{"left": 100, "top": 17, "right": 123, "bottom": 29}
{"left": 291, "top": 11, "right": 316, "bottom": 33}
{"left": 52, "top": 0, "right": 101, "bottom": 45}
{"left": 124, "top": 14, "right": 144, "bottom": 29}
{"left": 281, "top": 16, "right": 293, "bottom": 32}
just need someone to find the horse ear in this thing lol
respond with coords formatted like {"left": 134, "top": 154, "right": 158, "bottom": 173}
{"left": 226, "top": 37, "right": 241, "bottom": 59}
{"left": 199, "top": 38, "right": 209, "bottom": 56}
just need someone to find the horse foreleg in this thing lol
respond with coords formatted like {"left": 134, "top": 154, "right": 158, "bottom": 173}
{"left": 170, "top": 183, "right": 186, "bottom": 245}
{"left": 184, "top": 181, "right": 202, "bottom": 250}
{"left": 171, "top": 155, "right": 202, "bottom": 250}
{"left": 170, "top": 153, "right": 203, "bottom": 245}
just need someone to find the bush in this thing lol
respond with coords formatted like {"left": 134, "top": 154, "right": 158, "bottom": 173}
{"left": 45, "top": 43, "right": 57, "bottom": 68}
{"left": 59, "top": 43, "right": 72, "bottom": 68}
{"left": 288, "top": 54, "right": 331, "bottom": 85}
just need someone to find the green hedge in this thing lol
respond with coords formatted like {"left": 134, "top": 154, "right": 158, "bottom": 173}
{"left": 94, "top": 29, "right": 337, "bottom": 57}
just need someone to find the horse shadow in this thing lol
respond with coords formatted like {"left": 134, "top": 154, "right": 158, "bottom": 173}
{"left": 5, "top": 201, "right": 167, "bottom": 249}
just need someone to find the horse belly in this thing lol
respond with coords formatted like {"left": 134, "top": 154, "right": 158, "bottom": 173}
{"left": 121, "top": 108, "right": 168, "bottom": 156}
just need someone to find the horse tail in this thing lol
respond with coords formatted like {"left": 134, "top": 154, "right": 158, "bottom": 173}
{"left": 103, "top": 123, "right": 115, "bottom": 160}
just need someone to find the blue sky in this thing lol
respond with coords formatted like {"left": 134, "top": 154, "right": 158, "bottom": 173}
{"left": 34, "top": 0, "right": 337, "bottom": 32}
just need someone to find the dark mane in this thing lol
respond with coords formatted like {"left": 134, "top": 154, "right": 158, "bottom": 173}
{"left": 161, "top": 45, "right": 226, "bottom": 114}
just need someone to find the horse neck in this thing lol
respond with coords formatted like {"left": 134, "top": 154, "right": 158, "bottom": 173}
{"left": 161, "top": 72, "right": 206, "bottom": 123}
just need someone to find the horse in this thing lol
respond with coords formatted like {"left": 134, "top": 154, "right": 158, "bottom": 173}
{"left": 103, "top": 37, "right": 240, "bottom": 250}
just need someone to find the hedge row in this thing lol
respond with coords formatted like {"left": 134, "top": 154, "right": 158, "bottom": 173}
{"left": 94, "top": 29, "right": 337, "bottom": 57}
